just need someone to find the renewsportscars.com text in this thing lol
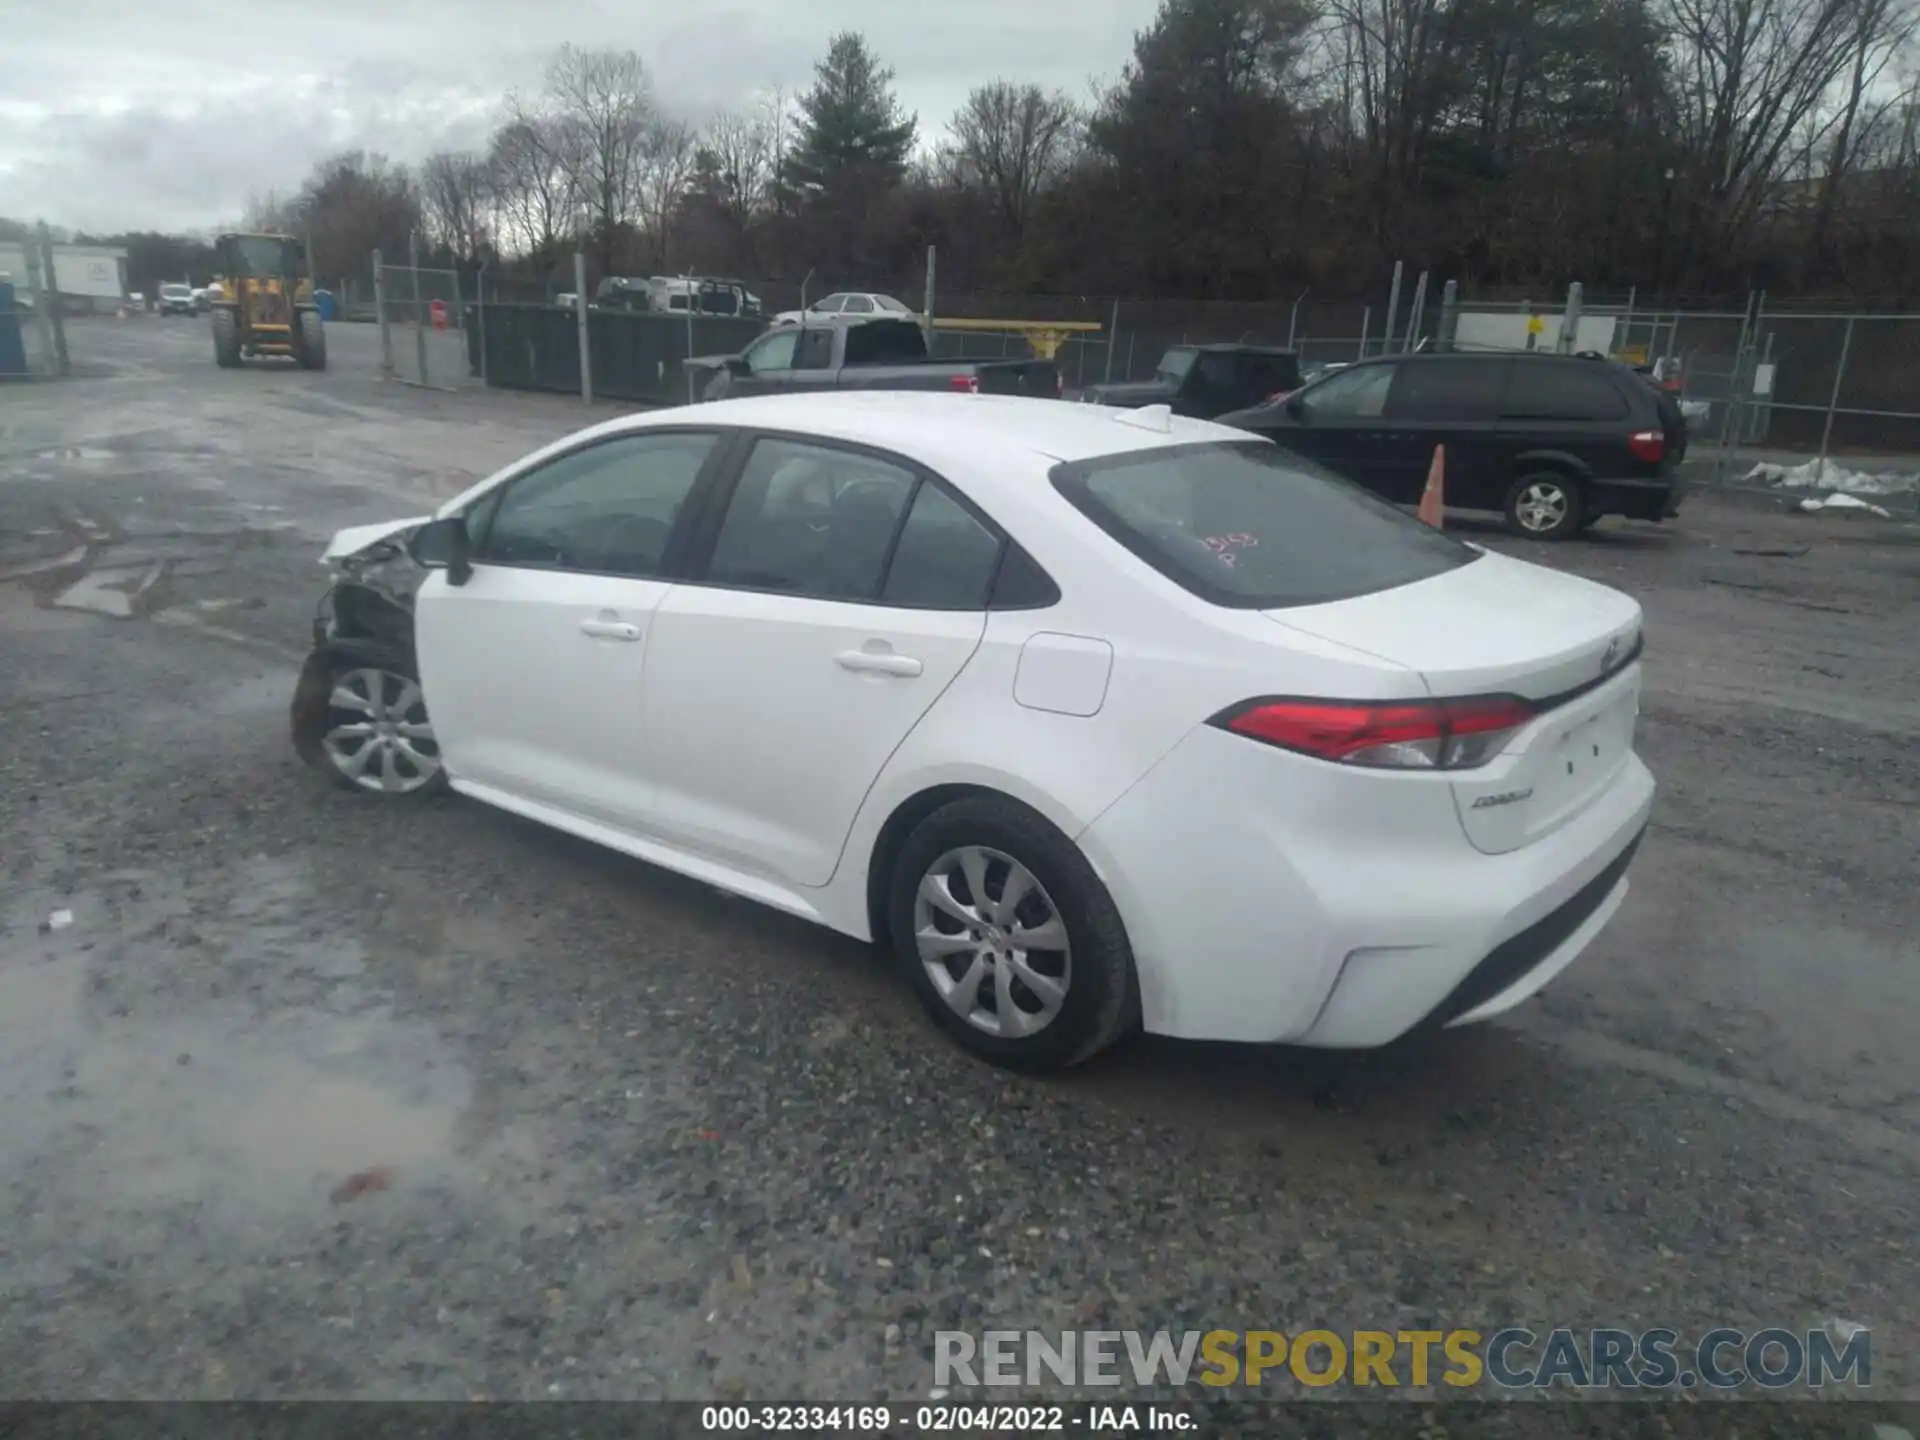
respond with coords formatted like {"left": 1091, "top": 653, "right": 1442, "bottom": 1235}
{"left": 933, "top": 1326, "right": 1871, "bottom": 1391}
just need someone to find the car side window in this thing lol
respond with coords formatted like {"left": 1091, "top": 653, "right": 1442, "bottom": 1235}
{"left": 745, "top": 330, "right": 798, "bottom": 373}
{"left": 475, "top": 432, "right": 717, "bottom": 578}
{"left": 881, "top": 482, "right": 1003, "bottom": 609}
{"left": 842, "top": 295, "right": 875, "bottom": 314}
{"left": 796, "top": 328, "right": 835, "bottom": 368}
{"left": 1301, "top": 363, "right": 1395, "bottom": 418}
{"left": 1385, "top": 361, "right": 1504, "bottom": 422}
{"left": 706, "top": 439, "right": 915, "bottom": 600}
{"left": 1502, "top": 363, "right": 1631, "bottom": 421}
{"left": 1196, "top": 353, "right": 1237, "bottom": 387}
{"left": 810, "top": 295, "right": 846, "bottom": 314}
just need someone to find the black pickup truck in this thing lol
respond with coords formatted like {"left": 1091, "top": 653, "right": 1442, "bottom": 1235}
{"left": 690, "top": 316, "right": 1061, "bottom": 402}
{"left": 1078, "top": 343, "right": 1301, "bottom": 420}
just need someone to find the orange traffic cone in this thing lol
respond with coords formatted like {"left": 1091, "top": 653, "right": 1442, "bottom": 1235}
{"left": 1418, "top": 444, "right": 1446, "bottom": 527}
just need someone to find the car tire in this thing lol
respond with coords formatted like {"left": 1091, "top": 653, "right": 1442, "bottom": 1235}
{"left": 888, "top": 796, "right": 1139, "bottom": 1072}
{"left": 291, "top": 650, "right": 447, "bottom": 797}
{"left": 212, "top": 308, "right": 242, "bottom": 368}
{"left": 1504, "top": 472, "right": 1583, "bottom": 539}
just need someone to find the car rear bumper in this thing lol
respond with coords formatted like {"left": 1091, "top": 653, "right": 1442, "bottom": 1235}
{"left": 1075, "top": 725, "right": 1656, "bottom": 1047}
{"left": 1591, "top": 473, "right": 1684, "bottom": 519}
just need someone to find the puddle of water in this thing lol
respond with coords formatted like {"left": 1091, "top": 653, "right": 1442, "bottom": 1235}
{"left": 0, "top": 949, "right": 472, "bottom": 1220}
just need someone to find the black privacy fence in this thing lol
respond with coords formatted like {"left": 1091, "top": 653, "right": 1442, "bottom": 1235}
{"left": 467, "top": 305, "right": 763, "bottom": 405}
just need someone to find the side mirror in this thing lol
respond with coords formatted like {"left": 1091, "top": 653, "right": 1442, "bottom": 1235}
{"left": 409, "top": 516, "right": 473, "bottom": 586}
{"left": 725, "top": 356, "right": 750, "bottom": 376}
{"left": 1285, "top": 393, "right": 1306, "bottom": 417}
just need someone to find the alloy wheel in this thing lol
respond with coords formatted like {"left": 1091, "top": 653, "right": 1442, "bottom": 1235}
{"left": 321, "top": 667, "right": 441, "bottom": 794}
{"left": 1515, "top": 481, "right": 1572, "bottom": 533}
{"left": 912, "top": 846, "right": 1072, "bottom": 1038}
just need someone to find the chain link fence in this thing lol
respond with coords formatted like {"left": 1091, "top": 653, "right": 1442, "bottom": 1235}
{"left": 374, "top": 260, "right": 482, "bottom": 391}
{"left": 0, "top": 232, "right": 71, "bottom": 379}
{"left": 388, "top": 254, "right": 1920, "bottom": 514}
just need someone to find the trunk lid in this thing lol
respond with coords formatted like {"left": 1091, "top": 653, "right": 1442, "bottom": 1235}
{"left": 1267, "top": 550, "right": 1644, "bottom": 854}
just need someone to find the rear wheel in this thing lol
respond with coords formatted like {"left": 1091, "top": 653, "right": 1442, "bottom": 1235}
{"left": 1504, "top": 472, "right": 1583, "bottom": 539}
{"left": 888, "top": 796, "right": 1139, "bottom": 1071}
{"left": 297, "top": 310, "right": 327, "bottom": 371}
{"left": 211, "top": 308, "right": 241, "bottom": 368}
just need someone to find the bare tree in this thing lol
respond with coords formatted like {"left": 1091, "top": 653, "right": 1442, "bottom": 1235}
{"left": 1808, "top": 0, "right": 1920, "bottom": 267}
{"left": 1663, "top": 0, "right": 1864, "bottom": 260}
{"left": 761, "top": 87, "right": 795, "bottom": 216}
{"left": 421, "top": 150, "right": 489, "bottom": 260}
{"left": 948, "top": 81, "right": 1080, "bottom": 241}
{"left": 488, "top": 109, "right": 574, "bottom": 257}
{"left": 543, "top": 45, "right": 657, "bottom": 271}
{"left": 703, "top": 109, "right": 773, "bottom": 226}
{"left": 635, "top": 118, "right": 698, "bottom": 269}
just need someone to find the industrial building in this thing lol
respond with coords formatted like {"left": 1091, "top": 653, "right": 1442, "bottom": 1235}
{"left": 0, "top": 241, "right": 128, "bottom": 313}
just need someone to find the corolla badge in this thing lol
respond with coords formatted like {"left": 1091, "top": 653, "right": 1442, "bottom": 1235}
{"left": 1471, "top": 788, "right": 1535, "bottom": 810}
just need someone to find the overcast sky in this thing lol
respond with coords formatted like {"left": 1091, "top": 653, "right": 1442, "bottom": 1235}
{"left": 1, "top": 0, "right": 1160, "bottom": 236}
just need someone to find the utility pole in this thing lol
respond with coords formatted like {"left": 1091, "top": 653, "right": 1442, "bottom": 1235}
{"left": 922, "top": 245, "right": 937, "bottom": 345}
{"left": 574, "top": 251, "right": 593, "bottom": 404}
{"left": 410, "top": 230, "right": 429, "bottom": 387}
{"left": 21, "top": 234, "right": 57, "bottom": 374}
{"left": 1381, "top": 261, "right": 1405, "bottom": 357}
{"left": 37, "top": 225, "right": 69, "bottom": 375}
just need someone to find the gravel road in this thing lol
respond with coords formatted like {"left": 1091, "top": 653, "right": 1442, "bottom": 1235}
{"left": 2, "top": 317, "right": 1915, "bottom": 1410}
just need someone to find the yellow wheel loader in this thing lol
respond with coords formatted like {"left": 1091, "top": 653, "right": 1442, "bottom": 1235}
{"left": 208, "top": 232, "right": 326, "bottom": 371}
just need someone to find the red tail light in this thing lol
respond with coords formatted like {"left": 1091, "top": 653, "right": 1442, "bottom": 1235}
{"left": 948, "top": 374, "right": 979, "bottom": 394}
{"left": 1211, "top": 695, "right": 1536, "bottom": 770}
{"left": 1627, "top": 429, "right": 1665, "bottom": 463}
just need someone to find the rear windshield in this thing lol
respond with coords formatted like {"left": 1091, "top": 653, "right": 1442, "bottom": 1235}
{"left": 844, "top": 320, "right": 928, "bottom": 365}
{"left": 1051, "top": 440, "right": 1478, "bottom": 609}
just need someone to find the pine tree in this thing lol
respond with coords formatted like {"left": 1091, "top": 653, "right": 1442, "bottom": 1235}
{"left": 786, "top": 32, "right": 917, "bottom": 195}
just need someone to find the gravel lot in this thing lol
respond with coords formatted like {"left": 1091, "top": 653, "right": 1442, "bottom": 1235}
{"left": 2, "top": 317, "right": 1917, "bottom": 1409}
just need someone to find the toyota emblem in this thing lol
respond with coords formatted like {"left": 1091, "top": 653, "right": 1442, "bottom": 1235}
{"left": 1602, "top": 636, "right": 1622, "bottom": 673}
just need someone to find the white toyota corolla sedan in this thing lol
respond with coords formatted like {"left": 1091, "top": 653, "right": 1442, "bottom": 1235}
{"left": 294, "top": 392, "right": 1654, "bottom": 1071}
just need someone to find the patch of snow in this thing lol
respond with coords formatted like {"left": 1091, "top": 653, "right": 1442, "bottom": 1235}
{"left": 1743, "top": 457, "right": 1918, "bottom": 496}
{"left": 1797, "top": 494, "right": 1893, "bottom": 519}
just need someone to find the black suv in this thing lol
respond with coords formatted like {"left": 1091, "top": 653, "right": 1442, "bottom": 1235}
{"left": 1216, "top": 352, "right": 1687, "bottom": 537}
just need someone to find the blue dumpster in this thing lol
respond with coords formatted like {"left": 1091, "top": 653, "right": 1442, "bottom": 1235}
{"left": 313, "top": 288, "right": 336, "bottom": 322}
{"left": 0, "top": 282, "right": 29, "bottom": 376}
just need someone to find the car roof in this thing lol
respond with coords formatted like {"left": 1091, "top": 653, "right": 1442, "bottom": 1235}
{"left": 1360, "top": 350, "right": 1625, "bottom": 368}
{"left": 606, "top": 392, "right": 1247, "bottom": 474}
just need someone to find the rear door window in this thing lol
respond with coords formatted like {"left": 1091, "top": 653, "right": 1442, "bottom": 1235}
{"left": 1299, "top": 363, "right": 1395, "bottom": 418}
{"left": 1051, "top": 440, "right": 1477, "bottom": 609}
{"left": 1502, "top": 363, "right": 1630, "bottom": 421}
{"left": 1385, "top": 360, "right": 1505, "bottom": 421}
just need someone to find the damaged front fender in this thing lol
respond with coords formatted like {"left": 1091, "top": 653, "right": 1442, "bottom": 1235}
{"left": 320, "top": 515, "right": 432, "bottom": 565}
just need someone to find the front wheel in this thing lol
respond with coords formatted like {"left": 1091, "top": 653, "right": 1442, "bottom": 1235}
{"left": 297, "top": 310, "right": 327, "bottom": 370}
{"left": 888, "top": 796, "right": 1139, "bottom": 1071}
{"left": 211, "top": 307, "right": 241, "bottom": 368}
{"left": 292, "top": 651, "right": 445, "bottom": 796}
{"left": 1504, "top": 472, "right": 1584, "bottom": 538}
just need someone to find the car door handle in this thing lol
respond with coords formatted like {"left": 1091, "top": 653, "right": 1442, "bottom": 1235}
{"left": 580, "top": 619, "right": 642, "bottom": 641}
{"left": 836, "top": 650, "right": 923, "bottom": 677}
